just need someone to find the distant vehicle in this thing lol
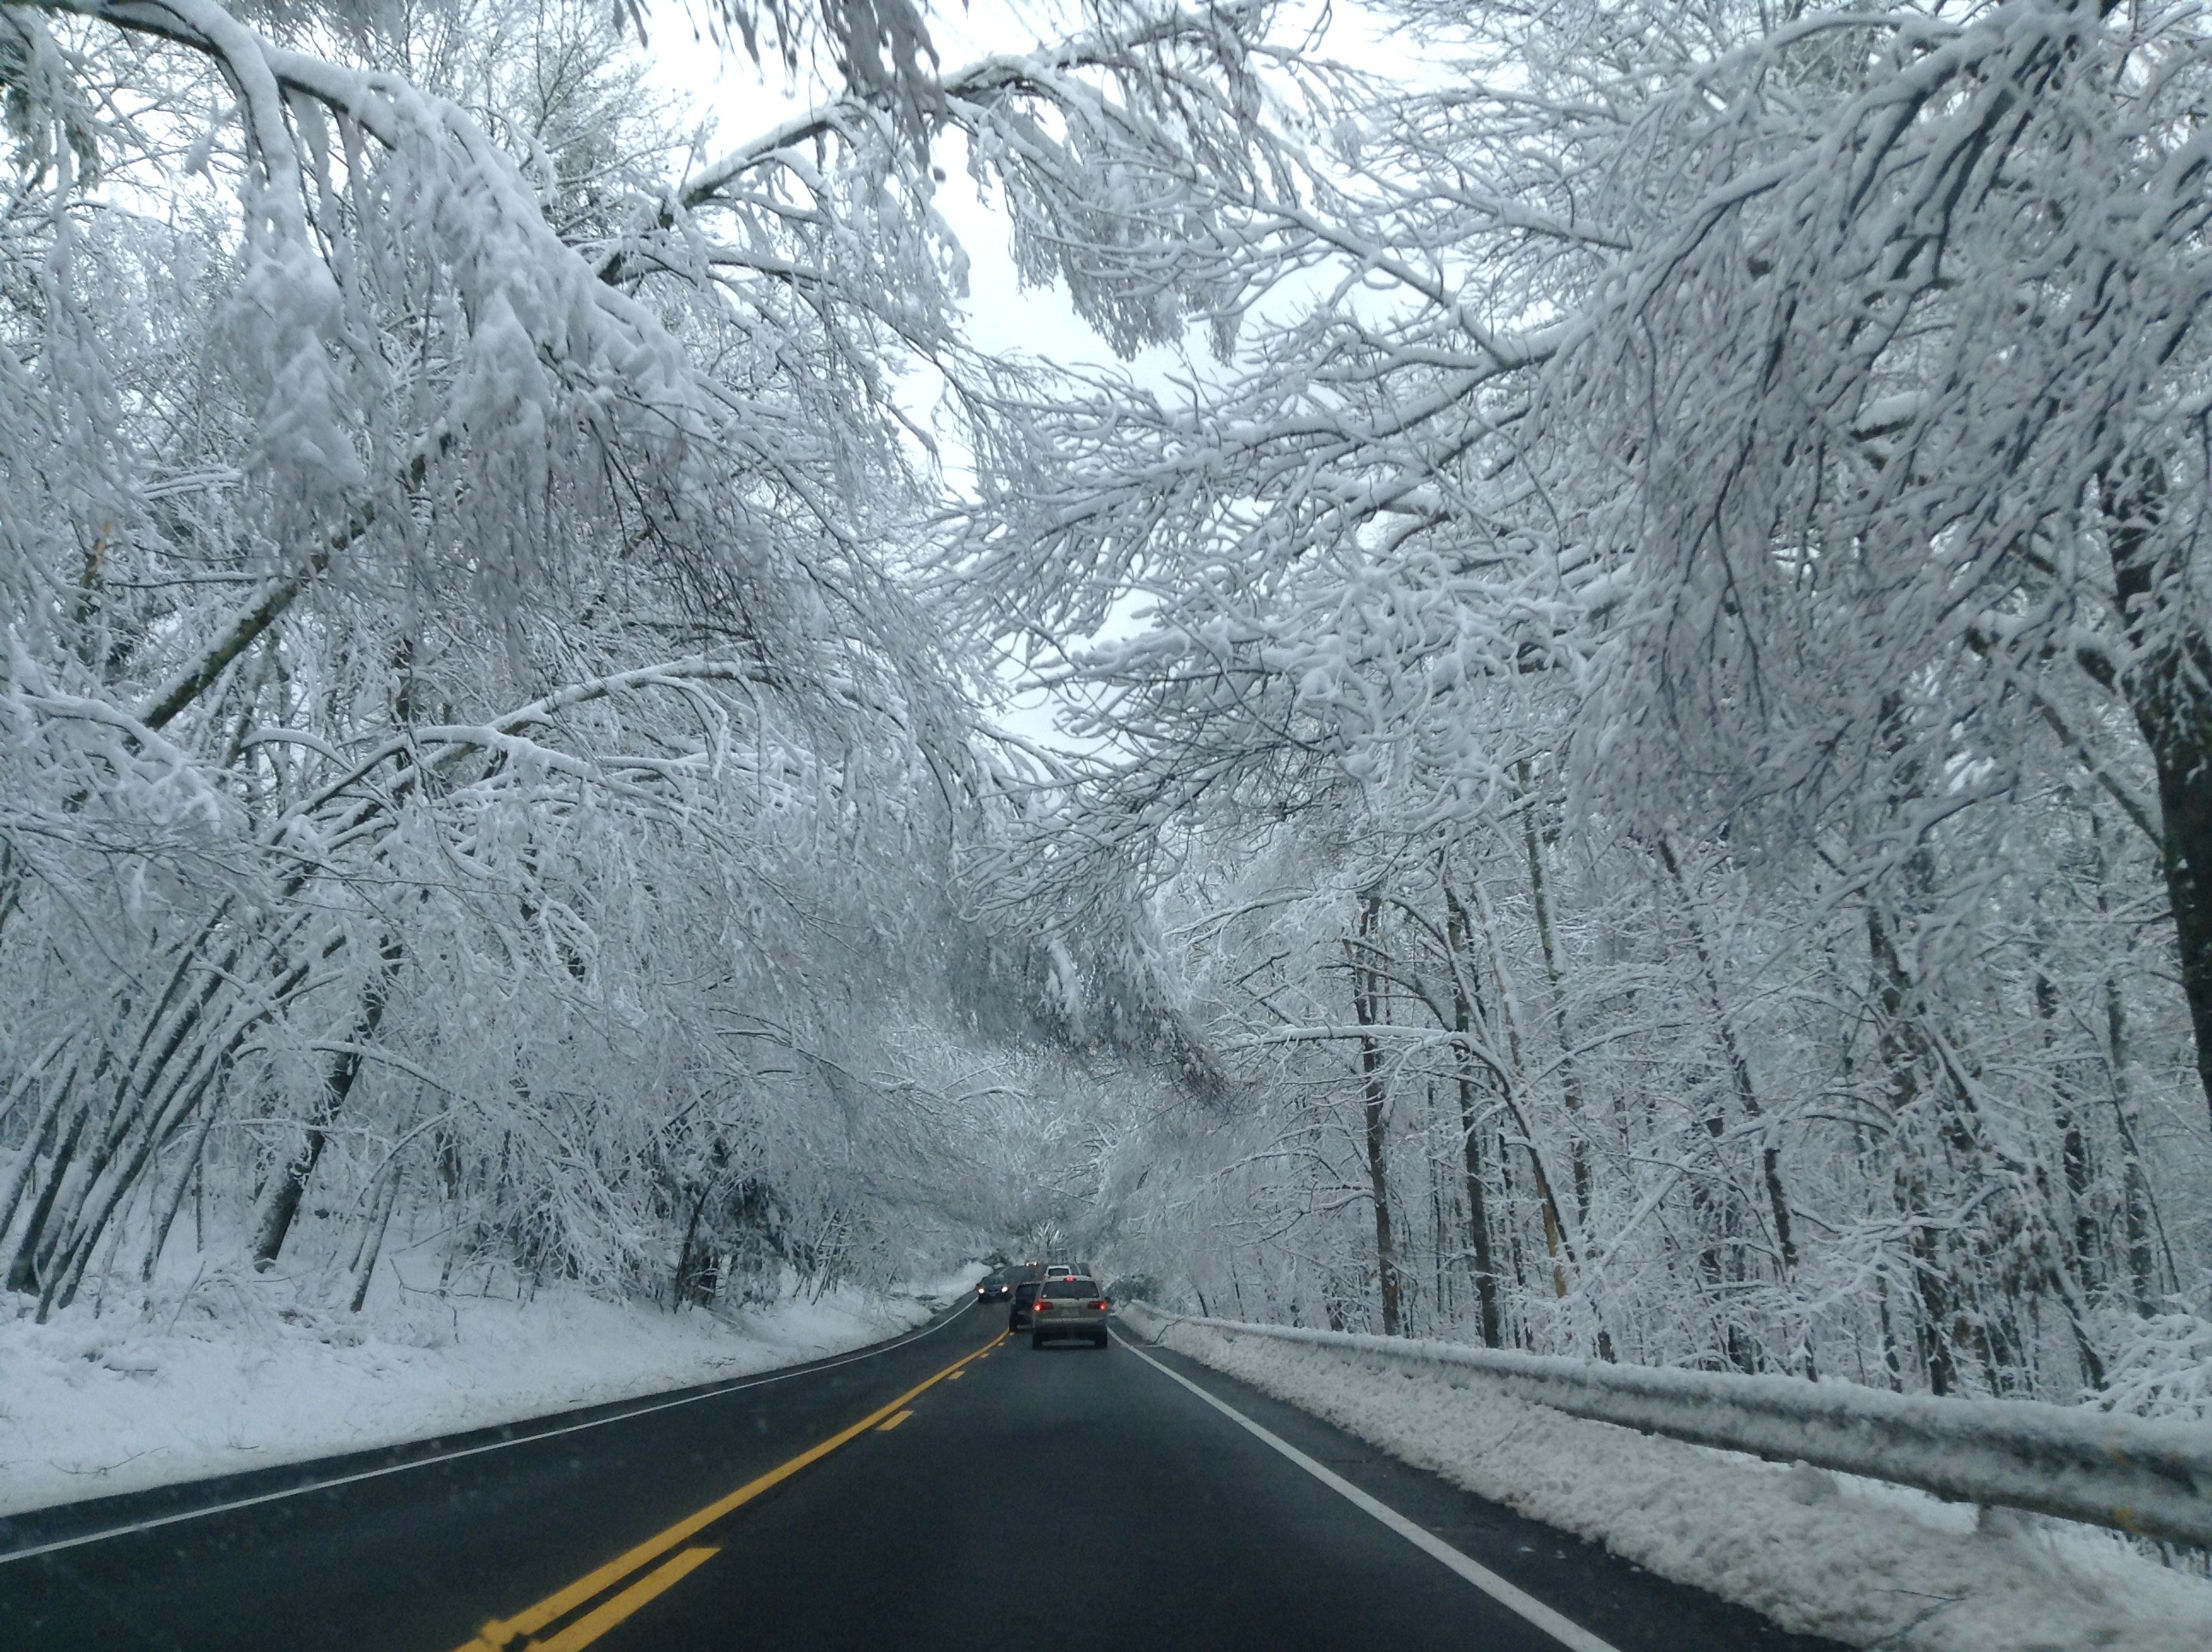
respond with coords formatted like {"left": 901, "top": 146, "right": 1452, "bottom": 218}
{"left": 975, "top": 1271, "right": 1013, "bottom": 1304}
{"left": 1009, "top": 1279, "right": 1044, "bottom": 1331}
{"left": 1028, "top": 1277, "right": 1111, "bottom": 1349}
{"left": 1043, "top": 1263, "right": 1076, "bottom": 1280}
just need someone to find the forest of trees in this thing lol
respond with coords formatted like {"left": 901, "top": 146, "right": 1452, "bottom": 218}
{"left": 3, "top": 0, "right": 2209, "bottom": 1422}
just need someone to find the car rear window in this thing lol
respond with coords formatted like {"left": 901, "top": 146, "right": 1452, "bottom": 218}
{"left": 1013, "top": 1282, "right": 1039, "bottom": 1300}
{"left": 1043, "top": 1279, "right": 1100, "bottom": 1300}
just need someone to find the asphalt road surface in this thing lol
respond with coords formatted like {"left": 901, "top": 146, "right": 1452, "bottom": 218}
{"left": 0, "top": 1299, "right": 1843, "bottom": 1652}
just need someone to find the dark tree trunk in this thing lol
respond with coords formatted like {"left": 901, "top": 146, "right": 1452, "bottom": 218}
{"left": 1518, "top": 764, "right": 1591, "bottom": 1224}
{"left": 1443, "top": 887, "right": 1503, "bottom": 1349}
{"left": 672, "top": 1184, "right": 714, "bottom": 1308}
{"left": 252, "top": 941, "right": 399, "bottom": 1269}
{"left": 6, "top": 1104, "right": 84, "bottom": 1294}
{"left": 2102, "top": 458, "right": 2212, "bottom": 1131}
{"left": 1495, "top": 1127, "right": 1528, "bottom": 1342}
{"left": 1350, "top": 896, "right": 1403, "bottom": 1335}
{"left": 2042, "top": 970, "right": 2101, "bottom": 1294}
{"left": 1458, "top": 873, "right": 1614, "bottom": 1360}
{"left": 347, "top": 1166, "right": 404, "bottom": 1313}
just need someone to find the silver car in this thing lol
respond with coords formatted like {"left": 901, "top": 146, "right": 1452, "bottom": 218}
{"left": 1028, "top": 1277, "right": 1111, "bottom": 1348}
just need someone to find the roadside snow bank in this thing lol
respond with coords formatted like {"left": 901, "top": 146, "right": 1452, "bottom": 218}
{"left": 0, "top": 1268, "right": 978, "bottom": 1517}
{"left": 1124, "top": 1307, "right": 2212, "bottom": 1652}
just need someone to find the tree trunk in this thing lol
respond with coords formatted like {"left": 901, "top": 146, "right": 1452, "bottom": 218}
{"left": 1464, "top": 874, "right": 1614, "bottom": 1358}
{"left": 252, "top": 941, "right": 400, "bottom": 1269}
{"left": 1656, "top": 837, "right": 1803, "bottom": 1375}
{"left": 672, "top": 1184, "right": 713, "bottom": 1308}
{"left": 2039, "top": 969, "right": 2102, "bottom": 1296}
{"left": 2100, "top": 971, "right": 2164, "bottom": 1315}
{"left": 143, "top": 1093, "right": 224, "bottom": 1286}
{"left": 5, "top": 1102, "right": 84, "bottom": 1294}
{"left": 0, "top": 1065, "right": 74, "bottom": 1262}
{"left": 2034, "top": 969, "right": 2109, "bottom": 1389}
{"left": 1517, "top": 762, "right": 1591, "bottom": 1224}
{"left": 1443, "top": 887, "right": 1503, "bottom": 1348}
{"left": 1864, "top": 686, "right": 1984, "bottom": 1395}
{"left": 1868, "top": 904, "right": 1959, "bottom": 1396}
{"left": 1350, "top": 896, "right": 1403, "bottom": 1335}
{"left": 2102, "top": 457, "right": 2212, "bottom": 1131}
{"left": 346, "top": 1166, "right": 405, "bottom": 1313}
{"left": 1656, "top": 839, "right": 1802, "bottom": 1278}
{"left": 1495, "top": 1127, "right": 1528, "bottom": 1343}
{"left": 46, "top": 1042, "right": 230, "bottom": 1316}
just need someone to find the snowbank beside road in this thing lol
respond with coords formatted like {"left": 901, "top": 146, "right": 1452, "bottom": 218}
{"left": 1125, "top": 1307, "right": 2212, "bottom": 1652}
{"left": 0, "top": 1267, "right": 980, "bottom": 1518}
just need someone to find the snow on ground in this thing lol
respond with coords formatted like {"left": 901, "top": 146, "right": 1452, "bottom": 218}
{"left": 0, "top": 1264, "right": 984, "bottom": 1518}
{"left": 1122, "top": 1306, "right": 2212, "bottom": 1652}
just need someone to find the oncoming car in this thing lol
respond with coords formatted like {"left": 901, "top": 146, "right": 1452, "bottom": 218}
{"left": 975, "top": 1271, "right": 1013, "bottom": 1305}
{"left": 1027, "top": 1277, "right": 1110, "bottom": 1349}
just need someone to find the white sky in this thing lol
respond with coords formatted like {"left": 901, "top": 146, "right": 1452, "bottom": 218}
{"left": 644, "top": 0, "right": 1175, "bottom": 375}
{"left": 643, "top": 0, "right": 1397, "bottom": 379}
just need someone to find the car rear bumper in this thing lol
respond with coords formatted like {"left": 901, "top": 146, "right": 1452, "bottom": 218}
{"left": 1030, "top": 1316, "right": 1110, "bottom": 1341}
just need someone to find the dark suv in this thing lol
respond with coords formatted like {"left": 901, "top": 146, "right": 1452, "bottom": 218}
{"left": 1009, "top": 1278, "right": 1043, "bottom": 1331}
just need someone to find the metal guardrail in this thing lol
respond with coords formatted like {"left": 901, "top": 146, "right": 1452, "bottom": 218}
{"left": 1121, "top": 1305, "right": 2212, "bottom": 1549}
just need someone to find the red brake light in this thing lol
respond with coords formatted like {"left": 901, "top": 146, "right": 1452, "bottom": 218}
{"left": 1034, "top": 1300, "right": 1051, "bottom": 1312}
{"left": 1093, "top": 1300, "right": 1109, "bottom": 1312}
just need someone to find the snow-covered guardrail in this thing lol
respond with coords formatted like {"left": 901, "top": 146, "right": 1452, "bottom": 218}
{"left": 1119, "top": 1305, "right": 2212, "bottom": 1549}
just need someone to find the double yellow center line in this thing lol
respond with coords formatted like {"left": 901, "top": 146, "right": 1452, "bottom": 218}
{"left": 457, "top": 1330, "right": 1006, "bottom": 1651}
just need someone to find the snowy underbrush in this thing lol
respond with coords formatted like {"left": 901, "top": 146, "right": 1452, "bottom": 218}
{"left": 0, "top": 1264, "right": 979, "bottom": 1517}
{"left": 1123, "top": 1306, "right": 2212, "bottom": 1652}
{"left": 2098, "top": 1308, "right": 2212, "bottom": 1422}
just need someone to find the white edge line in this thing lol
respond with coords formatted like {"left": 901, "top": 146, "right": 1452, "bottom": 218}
{"left": 0, "top": 1297, "right": 979, "bottom": 1567}
{"left": 1118, "top": 1333, "right": 1625, "bottom": 1652}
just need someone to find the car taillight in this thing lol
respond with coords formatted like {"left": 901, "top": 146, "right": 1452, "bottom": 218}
{"left": 1093, "top": 1300, "right": 1109, "bottom": 1312}
{"left": 1033, "top": 1300, "right": 1051, "bottom": 1312}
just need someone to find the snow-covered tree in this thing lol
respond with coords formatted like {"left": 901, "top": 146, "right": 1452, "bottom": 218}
{"left": 962, "top": 0, "right": 2212, "bottom": 1402}
{"left": 0, "top": 0, "right": 1274, "bottom": 1317}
